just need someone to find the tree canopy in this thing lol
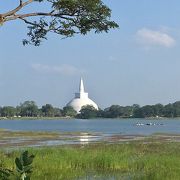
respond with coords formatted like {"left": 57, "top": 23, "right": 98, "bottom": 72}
{"left": 1, "top": 100, "right": 180, "bottom": 119}
{"left": 0, "top": 0, "right": 119, "bottom": 46}
{"left": 78, "top": 105, "right": 98, "bottom": 119}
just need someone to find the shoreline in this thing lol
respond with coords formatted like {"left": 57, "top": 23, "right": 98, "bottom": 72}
{"left": 0, "top": 129, "right": 180, "bottom": 148}
{"left": 1, "top": 116, "right": 180, "bottom": 120}
{"left": 0, "top": 116, "right": 75, "bottom": 120}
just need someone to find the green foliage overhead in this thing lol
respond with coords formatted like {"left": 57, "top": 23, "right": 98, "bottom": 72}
{"left": 1, "top": 0, "right": 119, "bottom": 46}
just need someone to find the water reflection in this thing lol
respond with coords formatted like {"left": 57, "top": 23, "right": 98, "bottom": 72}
{"left": 78, "top": 133, "right": 103, "bottom": 144}
{"left": 79, "top": 133, "right": 89, "bottom": 144}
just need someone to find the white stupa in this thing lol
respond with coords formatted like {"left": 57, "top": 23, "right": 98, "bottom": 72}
{"left": 66, "top": 78, "right": 98, "bottom": 113}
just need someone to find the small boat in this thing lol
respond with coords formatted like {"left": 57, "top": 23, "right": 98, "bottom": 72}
{"left": 135, "top": 123, "right": 144, "bottom": 126}
{"left": 146, "top": 123, "right": 155, "bottom": 126}
{"left": 135, "top": 122, "right": 164, "bottom": 126}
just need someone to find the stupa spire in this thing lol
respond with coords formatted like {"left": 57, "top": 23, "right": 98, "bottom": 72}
{"left": 66, "top": 77, "right": 98, "bottom": 112}
{"left": 79, "top": 77, "right": 85, "bottom": 93}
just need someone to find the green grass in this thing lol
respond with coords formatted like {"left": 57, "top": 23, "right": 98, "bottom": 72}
{"left": 1, "top": 142, "right": 180, "bottom": 179}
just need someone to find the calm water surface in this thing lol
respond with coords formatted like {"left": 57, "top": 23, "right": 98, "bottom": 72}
{"left": 0, "top": 118, "right": 180, "bottom": 135}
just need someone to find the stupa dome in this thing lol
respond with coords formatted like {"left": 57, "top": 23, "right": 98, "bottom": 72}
{"left": 66, "top": 78, "right": 98, "bottom": 113}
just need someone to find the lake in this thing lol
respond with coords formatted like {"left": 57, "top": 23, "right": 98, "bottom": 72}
{"left": 0, "top": 118, "right": 180, "bottom": 147}
{"left": 0, "top": 118, "right": 180, "bottom": 135}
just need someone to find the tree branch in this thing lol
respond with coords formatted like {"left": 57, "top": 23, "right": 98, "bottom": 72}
{"left": 19, "top": 0, "right": 23, "bottom": 6}
{"left": 0, "top": 0, "right": 119, "bottom": 46}
{"left": 19, "top": 17, "right": 40, "bottom": 27}
{"left": 4, "top": 12, "right": 75, "bottom": 22}
{"left": 5, "top": 12, "right": 52, "bottom": 21}
{"left": 2, "top": 0, "right": 34, "bottom": 17}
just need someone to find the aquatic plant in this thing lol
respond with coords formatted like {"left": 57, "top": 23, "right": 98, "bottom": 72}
{"left": 15, "top": 151, "right": 35, "bottom": 180}
{"left": 0, "top": 167, "right": 13, "bottom": 180}
{"left": 0, "top": 151, "right": 35, "bottom": 180}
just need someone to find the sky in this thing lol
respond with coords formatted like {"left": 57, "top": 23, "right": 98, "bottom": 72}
{"left": 1, "top": 0, "right": 180, "bottom": 109}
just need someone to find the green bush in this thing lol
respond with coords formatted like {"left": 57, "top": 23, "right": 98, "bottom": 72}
{"left": 0, "top": 151, "right": 35, "bottom": 180}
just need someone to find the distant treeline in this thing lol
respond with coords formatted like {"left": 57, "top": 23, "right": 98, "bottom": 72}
{"left": 1, "top": 101, "right": 180, "bottom": 119}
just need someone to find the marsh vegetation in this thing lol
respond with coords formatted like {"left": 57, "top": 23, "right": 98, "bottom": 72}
{"left": 0, "top": 142, "right": 180, "bottom": 179}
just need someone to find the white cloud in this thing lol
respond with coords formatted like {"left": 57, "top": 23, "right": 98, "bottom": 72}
{"left": 31, "top": 63, "right": 85, "bottom": 76}
{"left": 136, "top": 28, "right": 176, "bottom": 48}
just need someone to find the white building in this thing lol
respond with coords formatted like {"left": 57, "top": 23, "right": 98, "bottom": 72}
{"left": 66, "top": 78, "right": 98, "bottom": 113}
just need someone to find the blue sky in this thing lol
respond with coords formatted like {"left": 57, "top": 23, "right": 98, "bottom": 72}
{"left": 1, "top": 0, "right": 180, "bottom": 108}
